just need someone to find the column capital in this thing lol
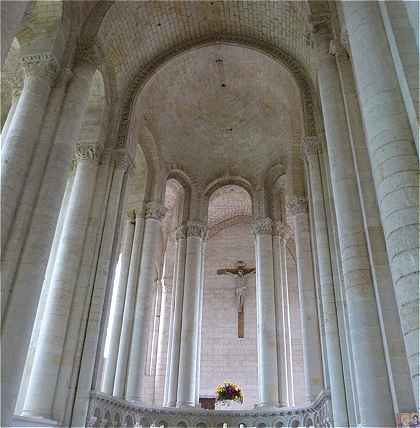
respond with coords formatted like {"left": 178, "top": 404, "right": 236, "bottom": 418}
{"left": 329, "top": 39, "right": 350, "bottom": 64}
{"left": 175, "top": 224, "right": 187, "bottom": 240}
{"left": 74, "top": 144, "right": 100, "bottom": 164}
{"left": 273, "top": 221, "right": 293, "bottom": 241}
{"left": 252, "top": 217, "right": 273, "bottom": 235}
{"left": 127, "top": 208, "right": 136, "bottom": 224}
{"left": 186, "top": 221, "right": 207, "bottom": 239}
{"left": 21, "top": 53, "right": 59, "bottom": 86}
{"left": 287, "top": 196, "right": 308, "bottom": 216}
{"left": 302, "top": 136, "right": 323, "bottom": 160}
{"left": 145, "top": 201, "right": 167, "bottom": 220}
{"left": 162, "top": 277, "right": 173, "bottom": 292}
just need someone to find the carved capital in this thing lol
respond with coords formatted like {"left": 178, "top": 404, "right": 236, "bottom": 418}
{"left": 302, "top": 136, "right": 322, "bottom": 160}
{"left": 186, "top": 221, "right": 207, "bottom": 239}
{"left": 175, "top": 224, "right": 187, "bottom": 240}
{"left": 22, "top": 53, "right": 59, "bottom": 85}
{"left": 145, "top": 201, "right": 167, "bottom": 220}
{"left": 74, "top": 144, "right": 100, "bottom": 163}
{"left": 287, "top": 196, "right": 308, "bottom": 216}
{"left": 252, "top": 217, "right": 273, "bottom": 235}
{"left": 273, "top": 221, "right": 292, "bottom": 241}
{"left": 127, "top": 208, "right": 136, "bottom": 224}
{"left": 329, "top": 39, "right": 350, "bottom": 64}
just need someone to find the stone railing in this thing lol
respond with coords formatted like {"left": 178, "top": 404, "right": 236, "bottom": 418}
{"left": 86, "top": 390, "right": 332, "bottom": 427}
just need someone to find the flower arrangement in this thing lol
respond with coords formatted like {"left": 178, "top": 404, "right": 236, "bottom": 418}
{"left": 216, "top": 381, "right": 244, "bottom": 403}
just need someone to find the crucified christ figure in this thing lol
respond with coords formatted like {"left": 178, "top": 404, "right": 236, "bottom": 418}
{"left": 217, "top": 261, "right": 255, "bottom": 338}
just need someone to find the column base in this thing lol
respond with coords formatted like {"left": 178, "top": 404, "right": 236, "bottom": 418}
{"left": 15, "top": 413, "right": 59, "bottom": 427}
{"left": 255, "top": 401, "right": 281, "bottom": 410}
{"left": 176, "top": 401, "right": 196, "bottom": 408}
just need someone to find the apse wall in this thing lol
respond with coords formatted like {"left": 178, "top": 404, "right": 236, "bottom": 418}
{"left": 200, "top": 221, "right": 258, "bottom": 409}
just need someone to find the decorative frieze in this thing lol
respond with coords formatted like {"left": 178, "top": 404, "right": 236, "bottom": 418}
{"left": 287, "top": 196, "right": 308, "bottom": 216}
{"left": 21, "top": 53, "right": 59, "bottom": 85}
{"left": 186, "top": 222, "right": 207, "bottom": 239}
{"left": 74, "top": 144, "right": 100, "bottom": 163}
{"left": 252, "top": 217, "right": 273, "bottom": 235}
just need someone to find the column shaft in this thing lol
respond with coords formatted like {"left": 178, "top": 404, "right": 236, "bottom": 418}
{"left": 22, "top": 148, "right": 99, "bottom": 419}
{"left": 1, "top": 55, "right": 57, "bottom": 251}
{"left": 166, "top": 227, "right": 187, "bottom": 406}
{"left": 253, "top": 218, "right": 279, "bottom": 407}
{"left": 113, "top": 211, "right": 145, "bottom": 397}
{"left": 288, "top": 199, "right": 324, "bottom": 402}
{"left": 176, "top": 223, "right": 205, "bottom": 407}
{"left": 126, "top": 205, "right": 164, "bottom": 401}
{"left": 316, "top": 29, "right": 395, "bottom": 426}
{"left": 342, "top": 2, "right": 419, "bottom": 405}
{"left": 303, "top": 139, "right": 349, "bottom": 426}
{"left": 1, "top": 86, "right": 21, "bottom": 145}
{"left": 101, "top": 216, "right": 135, "bottom": 394}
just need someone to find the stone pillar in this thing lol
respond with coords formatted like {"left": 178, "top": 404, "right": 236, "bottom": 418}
{"left": 253, "top": 217, "right": 279, "bottom": 408}
{"left": 125, "top": 202, "right": 165, "bottom": 402}
{"left": 302, "top": 137, "right": 349, "bottom": 426}
{"left": 1, "top": 54, "right": 58, "bottom": 251}
{"left": 1, "top": 82, "right": 22, "bottom": 144}
{"left": 101, "top": 213, "right": 136, "bottom": 395}
{"left": 149, "top": 280, "right": 163, "bottom": 377}
{"left": 165, "top": 226, "right": 187, "bottom": 407}
{"left": 0, "top": 0, "right": 30, "bottom": 65}
{"left": 176, "top": 222, "right": 206, "bottom": 408}
{"left": 113, "top": 208, "right": 145, "bottom": 398}
{"left": 1, "top": 60, "right": 96, "bottom": 428}
{"left": 21, "top": 145, "right": 99, "bottom": 420}
{"left": 342, "top": 1, "right": 420, "bottom": 406}
{"left": 315, "top": 27, "right": 395, "bottom": 426}
{"left": 272, "top": 224, "right": 288, "bottom": 407}
{"left": 155, "top": 277, "right": 173, "bottom": 404}
{"left": 287, "top": 197, "right": 324, "bottom": 403}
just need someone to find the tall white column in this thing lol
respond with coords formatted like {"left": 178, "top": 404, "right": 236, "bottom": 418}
{"left": 303, "top": 137, "right": 349, "bottom": 426}
{"left": 101, "top": 214, "right": 135, "bottom": 395}
{"left": 342, "top": 1, "right": 420, "bottom": 406}
{"left": 316, "top": 27, "right": 395, "bottom": 426}
{"left": 253, "top": 218, "right": 279, "bottom": 408}
{"left": 176, "top": 222, "right": 206, "bottom": 408}
{"left": 113, "top": 208, "right": 145, "bottom": 397}
{"left": 125, "top": 202, "right": 165, "bottom": 402}
{"left": 165, "top": 226, "right": 187, "bottom": 407}
{"left": 272, "top": 225, "right": 288, "bottom": 407}
{"left": 1, "top": 54, "right": 58, "bottom": 251}
{"left": 287, "top": 197, "right": 324, "bottom": 403}
{"left": 1, "top": 60, "right": 96, "bottom": 428}
{"left": 149, "top": 280, "right": 163, "bottom": 377}
{"left": 21, "top": 145, "right": 99, "bottom": 420}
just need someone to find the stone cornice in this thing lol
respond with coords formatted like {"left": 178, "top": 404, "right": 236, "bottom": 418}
{"left": 252, "top": 217, "right": 273, "bottom": 235}
{"left": 287, "top": 196, "right": 308, "bottom": 216}
{"left": 21, "top": 53, "right": 59, "bottom": 85}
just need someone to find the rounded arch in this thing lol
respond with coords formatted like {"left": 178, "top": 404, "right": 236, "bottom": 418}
{"left": 166, "top": 168, "right": 193, "bottom": 224}
{"left": 116, "top": 36, "right": 317, "bottom": 157}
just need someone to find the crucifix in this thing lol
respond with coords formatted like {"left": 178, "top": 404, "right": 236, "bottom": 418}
{"left": 217, "top": 261, "right": 255, "bottom": 338}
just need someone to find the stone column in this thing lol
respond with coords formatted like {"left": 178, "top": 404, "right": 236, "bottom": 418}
{"left": 302, "top": 137, "right": 349, "bottom": 426}
{"left": 125, "top": 202, "right": 165, "bottom": 402}
{"left": 1, "top": 81, "right": 22, "bottom": 144}
{"left": 101, "top": 213, "right": 136, "bottom": 395}
{"left": 272, "top": 224, "right": 288, "bottom": 407}
{"left": 287, "top": 197, "right": 324, "bottom": 403}
{"left": 176, "top": 222, "right": 206, "bottom": 408}
{"left": 253, "top": 217, "right": 279, "bottom": 408}
{"left": 342, "top": 1, "right": 420, "bottom": 406}
{"left": 1, "top": 53, "right": 58, "bottom": 251}
{"left": 155, "top": 277, "right": 173, "bottom": 404}
{"left": 1, "top": 60, "right": 96, "bottom": 428}
{"left": 21, "top": 145, "right": 99, "bottom": 420}
{"left": 113, "top": 207, "right": 145, "bottom": 398}
{"left": 165, "top": 226, "right": 187, "bottom": 407}
{"left": 149, "top": 280, "right": 163, "bottom": 377}
{"left": 315, "top": 28, "right": 395, "bottom": 426}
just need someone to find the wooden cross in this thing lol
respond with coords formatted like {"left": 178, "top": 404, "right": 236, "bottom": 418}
{"left": 217, "top": 261, "right": 255, "bottom": 338}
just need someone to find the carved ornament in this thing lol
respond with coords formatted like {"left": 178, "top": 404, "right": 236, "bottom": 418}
{"left": 145, "top": 201, "right": 167, "bottom": 220}
{"left": 22, "top": 53, "right": 59, "bottom": 85}
{"left": 74, "top": 144, "right": 100, "bottom": 163}
{"left": 186, "top": 221, "right": 207, "bottom": 239}
{"left": 252, "top": 217, "right": 273, "bottom": 235}
{"left": 287, "top": 196, "right": 308, "bottom": 216}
